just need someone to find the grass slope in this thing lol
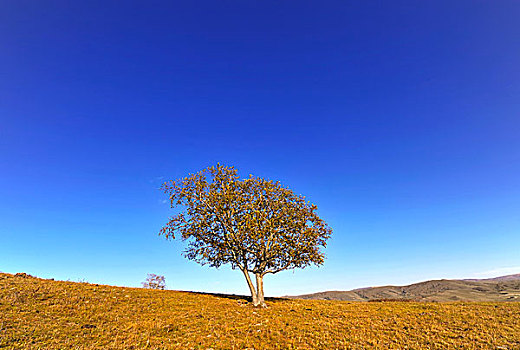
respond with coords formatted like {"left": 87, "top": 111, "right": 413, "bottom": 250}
{"left": 1, "top": 273, "right": 520, "bottom": 349}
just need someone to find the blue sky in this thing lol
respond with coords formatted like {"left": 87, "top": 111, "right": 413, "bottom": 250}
{"left": 1, "top": 1, "right": 519, "bottom": 296}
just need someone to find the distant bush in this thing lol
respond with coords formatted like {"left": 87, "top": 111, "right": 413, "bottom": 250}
{"left": 142, "top": 274, "right": 166, "bottom": 290}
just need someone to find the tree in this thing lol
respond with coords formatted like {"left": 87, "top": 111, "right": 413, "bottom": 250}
{"left": 142, "top": 274, "right": 166, "bottom": 290}
{"left": 160, "top": 164, "right": 331, "bottom": 307}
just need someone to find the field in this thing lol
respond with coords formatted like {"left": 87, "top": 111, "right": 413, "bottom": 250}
{"left": 1, "top": 273, "right": 519, "bottom": 349}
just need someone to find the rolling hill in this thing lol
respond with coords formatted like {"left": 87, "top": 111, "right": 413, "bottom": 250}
{"left": 288, "top": 274, "right": 520, "bottom": 302}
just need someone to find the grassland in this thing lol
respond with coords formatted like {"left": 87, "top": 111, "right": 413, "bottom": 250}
{"left": 1, "top": 273, "right": 519, "bottom": 349}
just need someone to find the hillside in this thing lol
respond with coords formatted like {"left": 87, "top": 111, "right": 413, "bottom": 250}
{"left": 1, "top": 272, "right": 520, "bottom": 349}
{"left": 289, "top": 274, "right": 520, "bottom": 302}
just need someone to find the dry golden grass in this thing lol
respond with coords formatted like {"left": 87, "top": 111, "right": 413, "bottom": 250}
{"left": 1, "top": 272, "right": 519, "bottom": 349}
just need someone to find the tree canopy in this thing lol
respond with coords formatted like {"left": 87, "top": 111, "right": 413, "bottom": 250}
{"left": 160, "top": 164, "right": 331, "bottom": 306}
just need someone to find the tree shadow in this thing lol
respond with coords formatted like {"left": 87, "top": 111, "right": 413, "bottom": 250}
{"left": 186, "top": 291, "right": 290, "bottom": 303}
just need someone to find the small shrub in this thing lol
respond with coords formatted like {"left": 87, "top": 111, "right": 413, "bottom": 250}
{"left": 142, "top": 274, "right": 166, "bottom": 290}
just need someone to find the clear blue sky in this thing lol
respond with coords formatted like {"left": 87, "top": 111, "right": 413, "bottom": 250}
{"left": 1, "top": 1, "right": 519, "bottom": 296}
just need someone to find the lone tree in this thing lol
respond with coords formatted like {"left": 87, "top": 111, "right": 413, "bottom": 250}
{"left": 160, "top": 164, "right": 331, "bottom": 307}
{"left": 142, "top": 274, "right": 166, "bottom": 290}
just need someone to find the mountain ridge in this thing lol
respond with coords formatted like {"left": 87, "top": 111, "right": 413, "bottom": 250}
{"left": 287, "top": 273, "right": 520, "bottom": 302}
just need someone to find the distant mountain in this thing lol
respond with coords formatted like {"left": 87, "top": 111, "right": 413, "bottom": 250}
{"left": 287, "top": 274, "right": 520, "bottom": 302}
{"left": 464, "top": 273, "right": 520, "bottom": 282}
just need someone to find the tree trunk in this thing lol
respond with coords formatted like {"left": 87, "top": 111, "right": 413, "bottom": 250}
{"left": 255, "top": 273, "right": 266, "bottom": 307}
{"left": 241, "top": 269, "right": 266, "bottom": 307}
{"left": 241, "top": 268, "right": 258, "bottom": 303}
